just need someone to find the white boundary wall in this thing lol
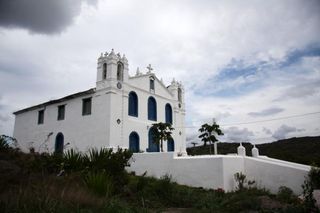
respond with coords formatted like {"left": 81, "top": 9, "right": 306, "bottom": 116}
{"left": 127, "top": 153, "right": 310, "bottom": 194}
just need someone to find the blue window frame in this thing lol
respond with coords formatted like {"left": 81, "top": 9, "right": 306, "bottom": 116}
{"left": 148, "top": 96, "right": 157, "bottom": 121}
{"left": 129, "top": 131, "right": 140, "bottom": 153}
{"left": 128, "top": 91, "right": 138, "bottom": 117}
{"left": 147, "top": 127, "right": 159, "bottom": 152}
{"left": 55, "top": 132, "right": 64, "bottom": 154}
{"left": 167, "top": 138, "right": 174, "bottom": 152}
{"left": 165, "top": 103, "right": 172, "bottom": 124}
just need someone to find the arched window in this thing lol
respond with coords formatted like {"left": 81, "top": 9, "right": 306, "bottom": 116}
{"left": 167, "top": 138, "right": 175, "bottom": 152}
{"left": 55, "top": 132, "right": 64, "bottom": 154}
{"left": 117, "top": 62, "right": 123, "bottom": 81}
{"left": 165, "top": 103, "right": 172, "bottom": 124}
{"left": 147, "top": 127, "right": 159, "bottom": 152}
{"left": 129, "top": 131, "right": 140, "bottom": 153}
{"left": 128, "top": 91, "right": 138, "bottom": 117}
{"left": 103, "top": 63, "right": 107, "bottom": 80}
{"left": 148, "top": 96, "right": 157, "bottom": 121}
{"left": 178, "top": 87, "right": 182, "bottom": 102}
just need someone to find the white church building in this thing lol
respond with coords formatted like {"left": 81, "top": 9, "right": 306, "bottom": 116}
{"left": 13, "top": 49, "right": 186, "bottom": 154}
{"left": 12, "top": 49, "right": 311, "bottom": 195}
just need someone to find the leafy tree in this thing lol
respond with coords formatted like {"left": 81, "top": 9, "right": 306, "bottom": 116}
{"left": 151, "top": 122, "right": 174, "bottom": 152}
{"left": 198, "top": 122, "right": 224, "bottom": 154}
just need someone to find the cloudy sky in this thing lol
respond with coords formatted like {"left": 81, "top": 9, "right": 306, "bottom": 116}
{"left": 0, "top": 0, "right": 319, "bottom": 145}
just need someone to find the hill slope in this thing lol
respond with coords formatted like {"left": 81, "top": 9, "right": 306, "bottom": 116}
{"left": 187, "top": 136, "right": 320, "bottom": 166}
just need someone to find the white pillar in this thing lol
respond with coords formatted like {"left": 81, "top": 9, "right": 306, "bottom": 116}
{"left": 214, "top": 142, "right": 218, "bottom": 155}
{"left": 251, "top": 144, "right": 259, "bottom": 157}
{"left": 237, "top": 143, "right": 246, "bottom": 156}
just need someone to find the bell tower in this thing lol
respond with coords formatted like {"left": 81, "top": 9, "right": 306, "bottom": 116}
{"left": 96, "top": 49, "right": 129, "bottom": 90}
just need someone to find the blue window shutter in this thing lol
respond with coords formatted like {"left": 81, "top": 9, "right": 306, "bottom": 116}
{"left": 165, "top": 104, "right": 172, "bottom": 124}
{"left": 148, "top": 97, "right": 157, "bottom": 121}
{"left": 129, "top": 132, "right": 140, "bottom": 153}
{"left": 167, "top": 138, "right": 174, "bottom": 152}
{"left": 148, "top": 127, "right": 159, "bottom": 152}
{"left": 128, "top": 92, "right": 138, "bottom": 117}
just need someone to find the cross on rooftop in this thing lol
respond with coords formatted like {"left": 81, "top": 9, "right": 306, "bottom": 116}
{"left": 147, "top": 64, "right": 153, "bottom": 73}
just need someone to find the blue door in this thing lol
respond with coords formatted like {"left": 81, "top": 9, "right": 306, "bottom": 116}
{"left": 148, "top": 127, "right": 159, "bottom": 152}
{"left": 55, "top": 133, "right": 64, "bottom": 154}
{"left": 167, "top": 138, "right": 175, "bottom": 152}
{"left": 165, "top": 103, "right": 172, "bottom": 124}
{"left": 129, "top": 132, "right": 140, "bottom": 153}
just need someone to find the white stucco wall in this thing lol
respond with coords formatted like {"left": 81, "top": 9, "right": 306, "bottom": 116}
{"left": 244, "top": 156, "right": 310, "bottom": 194}
{"left": 13, "top": 89, "right": 110, "bottom": 152}
{"left": 127, "top": 153, "right": 310, "bottom": 194}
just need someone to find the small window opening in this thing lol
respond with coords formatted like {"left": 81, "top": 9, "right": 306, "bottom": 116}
{"left": 82, "top": 98, "right": 92, "bottom": 116}
{"left": 117, "top": 62, "right": 123, "bottom": 81}
{"left": 178, "top": 87, "right": 182, "bottom": 102}
{"left": 150, "top": 77, "right": 155, "bottom": 91}
{"left": 103, "top": 63, "right": 107, "bottom": 80}
{"left": 38, "top": 110, "right": 44, "bottom": 124}
{"left": 57, "top": 105, "right": 65, "bottom": 120}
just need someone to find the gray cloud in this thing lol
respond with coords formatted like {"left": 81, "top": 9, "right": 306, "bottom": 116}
{"left": 262, "top": 127, "right": 272, "bottom": 135}
{"left": 248, "top": 107, "right": 284, "bottom": 117}
{"left": 0, "top": 0, "right": 97, "bottom": 34}
{"left": 223, "top": 127, "right": 254, "bottom": 142}
{"left": 278, "top": 79, "right": 320, "bottom": 100}
{"left": 0, "top": 114, "right": 9, "bottom": 122}
{"left": 272, "top": 124, "right": 305, "bottom": 140}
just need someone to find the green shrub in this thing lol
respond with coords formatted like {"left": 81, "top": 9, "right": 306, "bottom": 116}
{"left": 85, "top": 148, "right": 132, "bottom": 190}
{"left": 309, "top": 165, "right": 320, "bottom": 189}
{"left": 0, "top": 136, "right": 9, "bottom": 151}
{"left": 153, "top": 174, "right": 174, "bottom": 199}
{"left": 84, "top": 171, "right": 114, "bottom": 197}
{"left": 85, "top": 148, "right": 113, "bottom": 171}
{"left": 302, "top": 166, "right": 320, "bottom": 212}
{"left": 234, "top": 172, "right": 255, "bottom": 191}
{"left": 277, "top": 186, "right": 297, "bottom": 204}
{"left": 30, "top": 153, "right": 63, "bottom": 173}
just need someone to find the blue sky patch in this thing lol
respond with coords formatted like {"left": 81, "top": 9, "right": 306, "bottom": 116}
{"left": 194, "top": 45, "right": 320, "bottom": 98}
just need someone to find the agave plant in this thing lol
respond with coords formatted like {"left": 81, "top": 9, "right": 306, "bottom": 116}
{"left": 63, "top": 149, "right": 84, "bottom": 172}
{"left": 0, "top": 136, "right": 9, "bottom": 151}
{"left": 86, "top": 148, "right": 113, "bottom": 172}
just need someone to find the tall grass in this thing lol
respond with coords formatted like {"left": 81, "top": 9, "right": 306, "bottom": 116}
{"left": 84, "top": 172, "right": 114, "bottom": 197}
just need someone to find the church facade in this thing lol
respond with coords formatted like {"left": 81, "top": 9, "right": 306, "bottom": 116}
{"left": 13, "top": 49, "right": 186, "bottom": 154}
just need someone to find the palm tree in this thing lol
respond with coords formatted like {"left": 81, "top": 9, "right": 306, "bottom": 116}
{"left": 198, "top": 122, "right": 223, "bottom": 155}
{"left": 151, "top": 122, "right": 174, "bottom": 152}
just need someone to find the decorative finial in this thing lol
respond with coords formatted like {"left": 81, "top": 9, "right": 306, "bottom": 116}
{"left": 136, "top": 67, "right": 141, "bottom": 76}
{"left": 171, "top": 78, "right": 176, "bottom": 84}
{"left": 109, "top": 49, "right": 116, "bottom": 59}
{"left": 146, "top": 64, "right": 153, "bottom": 73}
{"left": 122, "top": 54, "right": 128, "bottom": 63}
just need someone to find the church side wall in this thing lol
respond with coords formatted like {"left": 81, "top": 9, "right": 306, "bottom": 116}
{"left": 13, "top": 90, "right": 110, "bottom": 153}
{"left": 244, "top": 157, "right": 310, "bottom": 194}
{"left": 127, "top": 153, "right": 309, "bottom": 194}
